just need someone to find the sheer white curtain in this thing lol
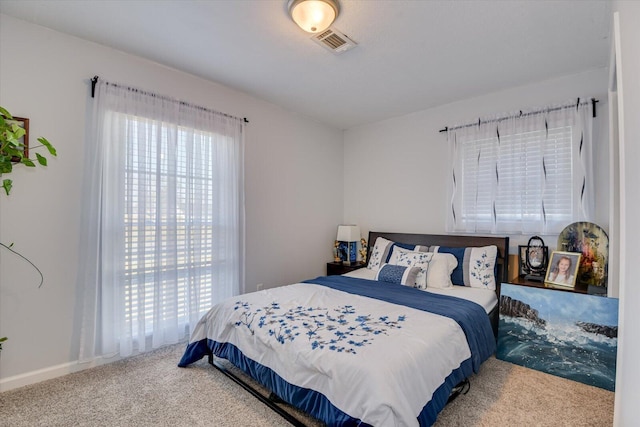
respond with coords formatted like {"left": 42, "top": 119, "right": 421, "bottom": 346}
{"left": 446, "top": 100, "right": 593, "bottom": 235}
{"left": 78, "top": 80, "right": 245, "bottom": 360}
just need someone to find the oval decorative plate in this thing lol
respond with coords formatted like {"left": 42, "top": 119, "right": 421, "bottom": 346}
{"left": 557, "top": 222, "right": 608, "bottom": 288}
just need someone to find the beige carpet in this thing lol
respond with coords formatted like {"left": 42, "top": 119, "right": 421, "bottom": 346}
{"left": 0, "top": 344, "right": 614, "bottom": 426}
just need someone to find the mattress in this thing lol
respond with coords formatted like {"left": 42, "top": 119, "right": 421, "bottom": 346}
{"left": 344, "top": 267, "right": 498, "bottom": 313}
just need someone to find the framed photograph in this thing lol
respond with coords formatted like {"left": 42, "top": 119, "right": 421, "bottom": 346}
{"left": 518, "top": 246, "right": 529, "bottom": 277}
{"left": 518, "top": 245, "right": 548, "bottom": 277}
{"left": 7, "top": 116, "right": 29, "bottom": 161}
{"left": 545, "top": 251, "right": 581, "bottom": 288}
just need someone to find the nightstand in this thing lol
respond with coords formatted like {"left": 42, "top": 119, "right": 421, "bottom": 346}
{"left": 326, "top": 261, "right": 366, "bottom": 276}
{"left": 508, "top": 276, "right": 588, "bottom": 294}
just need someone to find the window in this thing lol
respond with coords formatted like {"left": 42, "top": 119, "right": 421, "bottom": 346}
{"left": 446, "top": 101, "right": 593, "bottom": 235}
{"left": 78, "top": 80, "right": 244, "bottom": 360}
{"left": 123, "top": 116, "right": 225, "bottom": 335}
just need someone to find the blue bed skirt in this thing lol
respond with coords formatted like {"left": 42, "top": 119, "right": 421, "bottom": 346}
{"left": 180, "top": 338, "right": 474, "bottom": 426}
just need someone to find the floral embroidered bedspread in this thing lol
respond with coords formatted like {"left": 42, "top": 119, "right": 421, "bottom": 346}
{"left": 179, "top": 278, "right": 484, "bottom": 426}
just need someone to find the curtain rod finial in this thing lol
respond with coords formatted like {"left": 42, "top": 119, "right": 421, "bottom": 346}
{"left": 91, "top": 76, "right": 99, "bottom": 98}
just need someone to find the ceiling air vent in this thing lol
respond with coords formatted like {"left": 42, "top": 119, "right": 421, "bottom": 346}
{"left": 312, "top": 27, "right": 357, "bottom": 54}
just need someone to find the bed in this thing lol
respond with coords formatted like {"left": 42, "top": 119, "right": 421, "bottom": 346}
{"left": 179, "top": 232, "right": 509, "bottom": 426}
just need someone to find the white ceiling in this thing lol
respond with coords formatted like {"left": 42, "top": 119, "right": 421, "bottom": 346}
{"left": 0, "top": 0, "right": 612, "bottom": 130}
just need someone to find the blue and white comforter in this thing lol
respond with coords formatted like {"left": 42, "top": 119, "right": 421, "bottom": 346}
{"left": 179, "top": 276, "right": 495, "bottom": 426}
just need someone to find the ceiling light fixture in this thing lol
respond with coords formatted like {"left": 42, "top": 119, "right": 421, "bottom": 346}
{"left": 288, "top": 0, "right": 340, "bottom": 34}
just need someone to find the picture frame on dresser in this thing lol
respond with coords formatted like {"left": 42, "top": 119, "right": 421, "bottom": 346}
{"left": 518, "top": 244, "right": 548, "bottom": 278}
{"left": 517, "top": 246, "right": 528, "bottom": 276}
{"left": 544, "top": 251, "right": 581, "bottom": 288}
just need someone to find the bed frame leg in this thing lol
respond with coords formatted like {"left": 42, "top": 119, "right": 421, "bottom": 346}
{"left": 209, "top": 357, "right": 309, "bottom": 427}
{"left": 269, "top": 392, "right": 286, "bottom": 404}
{"left": 447, "top": 378, "right": 470, "bottom": 404}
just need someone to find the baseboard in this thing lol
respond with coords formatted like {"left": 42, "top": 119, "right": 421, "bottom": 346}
{"left": 0, "top": 356, "right": 120, "bottom": 392}
{"left": 0, "top": 342, "right": 184, "bottom": 392}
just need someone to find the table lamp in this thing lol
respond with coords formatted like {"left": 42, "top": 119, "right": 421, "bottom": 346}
{"left": 336, "top": 225, "right": 360, "bottom": 265}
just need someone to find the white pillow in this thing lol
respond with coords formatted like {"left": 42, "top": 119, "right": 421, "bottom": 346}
{"left": 424, "top": 253, "right": 458, "bottom": 289}
{"left": 466, "top": 245, "right": 498, "bottom": 290}
{"left": 367, "top": 237, "right": 394, "bottom": 270}
{"left": 432, "top": 244, "right": 498, "bottom": 290}
{"left": 388, "top": 246, "right": 458, "bottom": 289}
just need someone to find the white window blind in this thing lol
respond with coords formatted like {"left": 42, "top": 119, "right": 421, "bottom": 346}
{"left": 447, "top": 101, "right": 593, "bottom": 235}
{"left": 123, "top": 117, "right": 224, "bottom": 336}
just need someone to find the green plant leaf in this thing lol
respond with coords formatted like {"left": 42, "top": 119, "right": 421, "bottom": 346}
{"left": 1, "top": 161, "right": 12, "bottom": 174}
{"left": 5, "top": 147, "right": 23, "bottom": 159}
{"left": 2, "top": 178, "right": 12, "bottom": 195}
{"left": 0, "top": 105, "right": 57, "bottom": 196}
{"left": 38, "top": 137, "right": 57, "bottom": 156}
{"left": 3, "top": 132, "right": 18, "bottom": 145}
{"left": 11, "top": 124, "right": 26, "bottom": 140}
{"left": 36, "top": 152, "right": 47, "bottom": 166}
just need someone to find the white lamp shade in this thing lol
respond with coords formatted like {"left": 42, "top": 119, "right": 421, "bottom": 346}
{"left": 336, "top": 225, "right": 360, "bottom": 242}
{"left": 288, "top": 0, "right": 339, "bottom": 33}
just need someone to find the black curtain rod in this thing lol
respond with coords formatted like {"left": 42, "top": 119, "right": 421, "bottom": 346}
{"left": 90, "top": 76, "right": 249, "bottom": 124}
{"left": 439, "top": 97, "right": 598, "bottom": 133}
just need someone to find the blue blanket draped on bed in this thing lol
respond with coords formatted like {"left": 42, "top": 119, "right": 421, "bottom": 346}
{"left": 179, "top": 275, "right": 496, "bottom": 426}
{"left": 303, "top": 275, "right": 496, "bottom": 372}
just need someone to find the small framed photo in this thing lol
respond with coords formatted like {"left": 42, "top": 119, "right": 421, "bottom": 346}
{"left": 518, "top": 245, "right": 548, "bottom": 277}
{"left": 545, "top": 251, "right": 581, "bottom": 288}
{"left": 518, "top": 246, "right": 529, "bottom": 276}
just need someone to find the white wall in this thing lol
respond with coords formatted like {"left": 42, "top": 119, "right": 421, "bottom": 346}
{"left": 0, "top": 8, "right": 629, "bottom": 408}
{"left": 0, "top": 14, "right": 343, "bottom": 387}
{"left": 344, "top": 68, "right": 609, "bottom": 256}
{"left": 612, "top": 2, "right": 640, "bottom": 425}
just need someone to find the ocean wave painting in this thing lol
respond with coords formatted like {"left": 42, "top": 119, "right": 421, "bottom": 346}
{"left": 497, "top": 283, "right": 618, "bottom": 391}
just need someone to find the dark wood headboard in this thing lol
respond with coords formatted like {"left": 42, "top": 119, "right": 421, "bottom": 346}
{"left": 366, "top": 231, "right": 510, "bottom": 295}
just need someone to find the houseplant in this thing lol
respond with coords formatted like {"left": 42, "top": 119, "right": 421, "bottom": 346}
{"left": 0, "top": 106, "right": 57, "bottom": 352}
{"left": 1, "top": 106, "right": 56, "bottom": 195}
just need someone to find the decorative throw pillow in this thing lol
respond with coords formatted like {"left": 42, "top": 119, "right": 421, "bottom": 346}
{"left": 375, "top": 264, "right": 420, "bottom": 286}
{"left": 367, "top": 237, "right": 428, "bottom": 270}
{"left": 387, "top": 247, "right": 432, "bottom": 288}
{"left": 424, "top": 253, "right": 458, "bottom": 289}
{"left": 431, "top": 245, "right": 498, "bottom": 290}
{"left": 367, "top": 237, "right": 394, "bottom": 270}
{"left": 388, "top": 247, "right": 458, "bottom": 289}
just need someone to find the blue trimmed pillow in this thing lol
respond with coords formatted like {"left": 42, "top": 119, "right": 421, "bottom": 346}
{"left": 387, "top": 247, "right": 432, "bottom": 288}
{"left": 431, "top": 245, "right": 498, "bottom": 290}
{"left": 367, "top": 237, "right": 394, "bottom": 270}
{"left": 367, "top": 237, "right": 428, "bottom": 270}
{"left": 375, "top": 263, "right": 420, "bottom": 286}
{"left": 388, "top": 246, "right": 457, "bottom": 289}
